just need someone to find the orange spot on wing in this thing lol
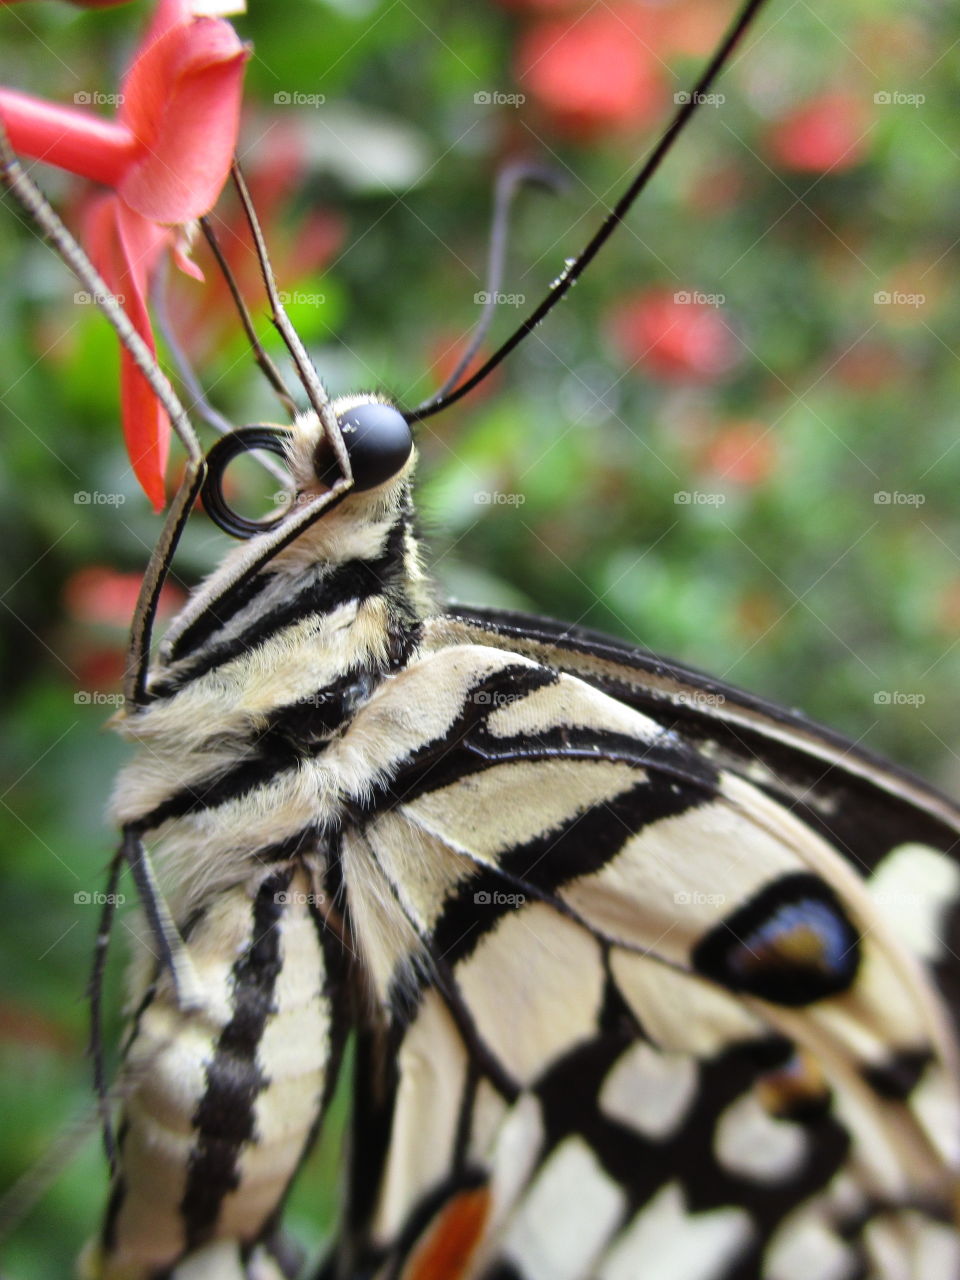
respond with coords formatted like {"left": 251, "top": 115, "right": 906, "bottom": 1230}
{"left": 402, "top": 1185, "right": 492, "bottom": 1280}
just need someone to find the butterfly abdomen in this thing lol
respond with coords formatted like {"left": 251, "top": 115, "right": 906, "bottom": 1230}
{"left": 83, "top": 866, "right": 339, "bottom": 1280}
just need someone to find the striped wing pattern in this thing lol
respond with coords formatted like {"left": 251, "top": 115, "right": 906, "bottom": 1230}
{"left": 88, "top": 419, "right": 960, "bottom": 1279}
{"left": 322, "top": 621, "right": 960, "bottom": 1280}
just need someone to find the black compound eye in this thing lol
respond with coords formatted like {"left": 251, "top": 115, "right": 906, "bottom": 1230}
{"left": 316, "top": 402, "right": 413, "bottom": 491}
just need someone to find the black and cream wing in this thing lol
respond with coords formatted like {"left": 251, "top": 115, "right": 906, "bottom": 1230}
{"left": 322, "top": 627, "right": 960, "bottom": 1280}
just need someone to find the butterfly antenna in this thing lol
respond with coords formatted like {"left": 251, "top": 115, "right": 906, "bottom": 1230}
{"left": 230, "top": 162, "right": 350, "bottom": 481}
{"left": 198, "top": 214, "right": 299, "bottom": 417}
{"left": 426, "top": 161, "right": 567, "bottom": 405}
{"left": 406, "top": 0, "right": 770, "bottom": 423}
{"left": 149, "top": 257, "right": 291, "bottom": 485}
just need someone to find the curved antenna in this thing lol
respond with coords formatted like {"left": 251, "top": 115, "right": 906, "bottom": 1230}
{"left": 406, "top": 0, "right": 769, "bottom": 424}
{"left": 230, "top": 162, "right": 351, "bottom": 483}
{"left": 198, "top": 214, "right": 299, "bottom": 418}
{"left": 149, "top": 257, "right": 291, "bottom": 486}
{"left": 426, "top": 161, "right": 567, "bottom": 405}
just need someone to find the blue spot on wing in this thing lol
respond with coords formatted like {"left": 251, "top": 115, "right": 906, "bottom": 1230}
{"left": 692, "top": 873, "right": 861, "bottom": 1006}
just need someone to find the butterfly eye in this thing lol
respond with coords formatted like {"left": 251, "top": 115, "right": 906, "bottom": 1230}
{"left": 315, "top": 402, "right": 414, "bottom": 492}
{"left": 201, "top": 425, "right": 293, "bottom": 539}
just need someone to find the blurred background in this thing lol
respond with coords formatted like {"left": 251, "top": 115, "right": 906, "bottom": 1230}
{"left": 2, "top": 0, "right": 960, "bottom": 1272}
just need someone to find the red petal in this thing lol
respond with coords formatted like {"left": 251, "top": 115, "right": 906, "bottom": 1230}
{"left": 119, "top": 17, "right": 249, "bottom": 223}
{"left": 0, "top": 89, "right": 136, "bottom": 186}
{"left": 86, "top": 195, "right": 171, "bottom": 509}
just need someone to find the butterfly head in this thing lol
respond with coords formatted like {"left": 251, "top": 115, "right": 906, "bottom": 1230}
{"left": 201, "top": 393, "right": 416, "bottom": 541}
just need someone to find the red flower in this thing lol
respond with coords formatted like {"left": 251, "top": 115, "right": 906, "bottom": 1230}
{"left": 765, "top": 91, "right": 871, "bottom": 174}
{"left": 0, "top": 0, "right": 249, "bottom": 508}
{"left": 516, "top": 6, "right": 665, "bottom": 138}
{"left": 608, "top": 288, "right": 740, "bottom": 382}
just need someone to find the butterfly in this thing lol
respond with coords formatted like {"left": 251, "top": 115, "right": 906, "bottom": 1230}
{"left": 2, "top": 0, "right": 959, "bottom": 1277}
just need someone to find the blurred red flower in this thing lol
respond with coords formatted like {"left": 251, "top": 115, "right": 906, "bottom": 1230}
{"left": 0, "top": 0, "right": 249, "bottom": 509}
{"left": 608, "top": 288, "right": 740, "bottom": 382}
{"left": 765, "top": 91, "right": 872, "bottom": 174}
{"left": 64, "top": 565, "right": 185, "bottom": 692}
{"left": 516, "top": 6, "right": 665, "bottom": 138}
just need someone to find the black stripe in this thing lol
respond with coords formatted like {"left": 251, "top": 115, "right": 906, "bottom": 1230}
{"left": 153, "top": 516, "right": 410, "bottom": 697}
{"left": 138, "top": 670, "right": 384, "bottom": 832}
{"left": 427, "top": 775, "right": 705, "bottom": 971}
{"left": 169, "top": 568, "right": 274, "bottom": 662}
{"left": 180, "top": 867, "right": 292, "bottom": 1248}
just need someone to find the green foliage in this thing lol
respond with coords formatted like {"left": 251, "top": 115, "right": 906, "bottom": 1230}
{"left": 1, "top": 0, "right": 959, "bottom": 1272}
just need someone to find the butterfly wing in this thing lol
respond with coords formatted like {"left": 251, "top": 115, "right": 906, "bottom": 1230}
{"left": 320, "top": 614, "right": 960, "bottom": 1280}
